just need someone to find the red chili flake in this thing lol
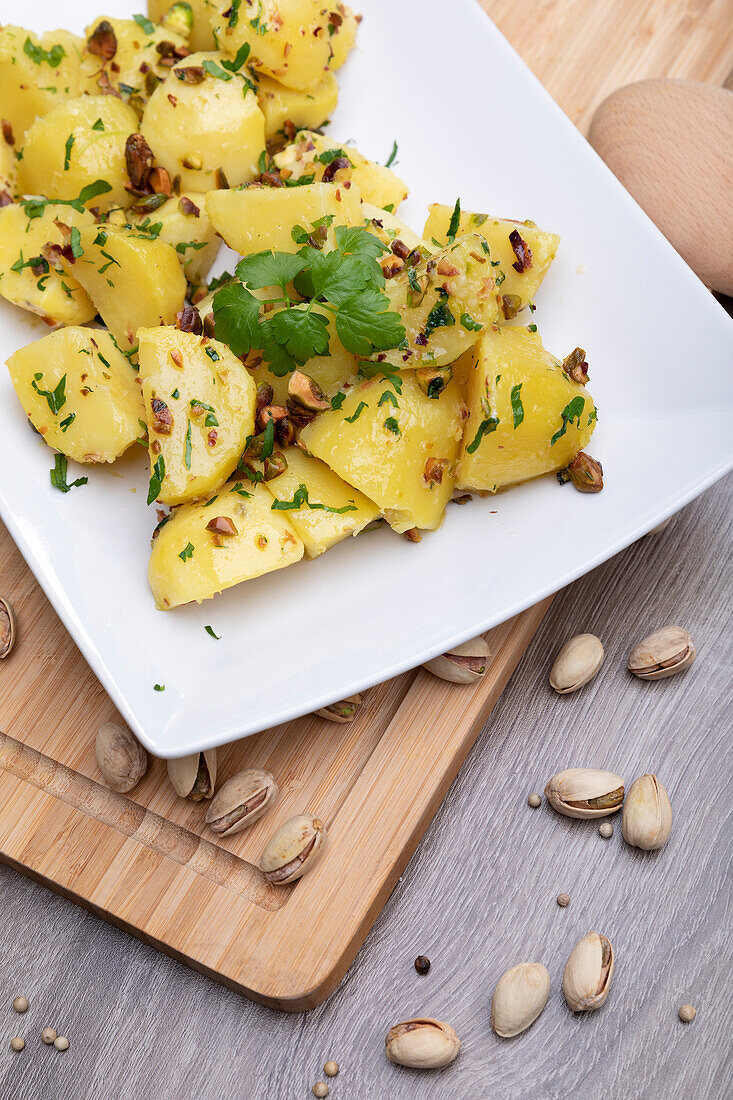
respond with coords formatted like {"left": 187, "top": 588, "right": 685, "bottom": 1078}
{"left": 178, "top": 196, "right": 200, "bottom": 217}
{"left": 151, "top": 397, "right": 173, "bottom": 434}
{"left": 207, "top": 430, "right": 218, "bottom": 446}
{"left": 509, "top": 229, "right": 532, "bottom": 272}
{"left": 206, "top": 516, "right": 238, "bottom": 537}
{"left": 415, "top": 333, "right": 428, "bottom": 347}
{"left": 87, "top": 20, "right": 117, "bottom": 61}
{"left": 1, "top": 119, "right": 14, "bottom": 146}
{"left": 139, "top": 61, "right": 150, "bottom": 74}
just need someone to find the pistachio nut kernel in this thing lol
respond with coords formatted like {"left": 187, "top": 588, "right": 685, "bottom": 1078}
{"left": 563, "top": 932, "right": 614, "bottom": 1012}
{"left": 316, "top": 694, "right": 362, "bottom": 723}
{"left": 0, "top": 596, "right": 16, "bottom": 659}
{"left": 545, "top": 768, "right": 624, "bottom": 819}
{"left": 205, "top": 768, "right": 278, "bottom": 836}
{"left": 549, "top": 634, "right": 604, "bottom": 693}
{"left": 167, "top": 749, "right": 217, "bottom": 800}
{"left": 385, "top": 1018, "right": 461, "bottom": 1069}
{"left": 416, "top": 364, "right": 453, "bottom": 399}
{"left": 423, "top": 636, "right": 491, "bottom": 684}
{"left": 95, "top": 722, "right": 148, "bottom": 794}
{"left": 622, "top": 773, "right": 673, "bottom": 850}
{"left": 628, "top": 626, "right": 696, "bottom": 680}
{"left": 491, "top": 962, "right": 550, "bottom": 1038}
{"left": 287, "top": 370, "right": 330, "bottom": 412}
{"left": 260, "top": 813, "right": 326, "bottom": 885}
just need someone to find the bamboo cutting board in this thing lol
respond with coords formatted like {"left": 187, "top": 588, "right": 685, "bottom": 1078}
{"left": 1, "top": 0, "right": 730, "bottom": 1013}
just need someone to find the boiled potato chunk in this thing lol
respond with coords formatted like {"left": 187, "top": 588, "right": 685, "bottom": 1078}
{"left": 257, "top": 73, "right": 338, "bottom": 144}
{"left": 377, "top": 234, "right": 500, "bottom": 370}
{"left": 263, "top": 446, "right": 379, "bottom": 558}
{"left": 0, "top": 203, "right": 96, "bottom": 326}
{"left": 6, "top": 327, "right": 143, "bottom": 463}
{"left": 274, "top": 132, "right": 408, "bottom": 210}
{"left": 148, "top": 0, "right": 216, "bottom": 51}
{"left": 148, "top": 481, "right": 304, "bottom": 609}
{"left": 360, "top": 202, "right": 425, "bottom": 255}
{"left": 141, "top": 52, "right": 265, "bottom": 192}
{"left": 205, "top": 181, "right": 362, "bottom": 256}
{"left": 138, "top": 327, "right": 256, "bottom": 505}
{"left": 0, "top": 26, "right": 83, "bottom": 141}
{"left": 1, "top": 139, "right": 16, "bottom": 199}
{"left": 456, "top": 326, "right": 597, "bottom": 492}
{"left": 80, "top": 15, "right": 189, "bottom": 101}
{"left": 424, "top": 205, "right": 560, "bottom": 313}
{"left": 62, "top": 224, "right": 186, "bottom": 349}
{"left": 208, "top": 0, "right": 358, "bottom": 91}
{"left": 300, "top": 373, "right": 465, "bottom": 532}
{"left": 17, "top": 96, "right": 139, "bottom": 213}
{"left": 126, "top": 192, "right": 219, "bottom": 286}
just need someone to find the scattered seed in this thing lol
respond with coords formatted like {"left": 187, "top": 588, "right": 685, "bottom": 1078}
{"left": 414, "top": 955, "right": 431, "bottom": 975}
{"left": 599, "top": 822, "right": 613, "bottom": 839}
{"left": 12, "top": 997, "right": 29, "bottom": 1013}
{"left": 527, "top": 793, "right": 541, "bottom": 808}
{"left": 54, "top": 1036, "right": 69, "bottom": 1051}
{"left": 41, "top": 1027, "right": 57, "bottom": 1045}
{"left": 313, "top": 1083, "right": 329, "bottom": 1098}
{"left": 10, "top": 1037, "right": 24, "bottom": 1052}
{"left": 556, "top": 893, "right": 570, "bottom": 907}
{"left": 323, "top": 1061, "right": 339, "bottom": 1077}
{"left": 679, "top": 1004, "right": 696, "bottom": 1023}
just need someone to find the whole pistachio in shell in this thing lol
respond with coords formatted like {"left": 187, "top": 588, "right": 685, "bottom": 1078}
{"left": 0, "top": 597, "right": 16, "bottom": 659}
{"left": 563, "top": 932, "right": 614, "bottom": 1012}
{"left": 541, "top": 770, "right": 620, "bottom": 822}
{"left": 167, "top": 749, "right": 217, "bottom": 800}
{"left": 491, "top": 963, "right": 550, "bottom": 1037}
{"left": 95, "top": 722, "right": 148, "bottom": 794}
{"left": 550, "top": 634, "right": 604, "bottom": 693}
{"left": 205, "top": 768, "right": 278, "bottom": 836}
{"left": 628, "top": 626, "right": 696, "bottom": 680}
{"left": 385, "top": 1018, "right": 460, "bottom": 1069}
{"left": 545, "top": 768, "right": 624, "bottom": 819}
{"left": 260, "top": 813, "right": 326, "bottom": 885}
{"left": 316, "top": 694, "right": 362, "bottom": 723}
{"left": 423, "top": 636, "right": 491, "bottom": 684}
{"left": 622, "top": 773, "right": 672, "bottom": 850}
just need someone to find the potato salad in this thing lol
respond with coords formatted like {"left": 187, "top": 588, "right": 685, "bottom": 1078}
{"left": 1, "top": 2, "right": 601, "bottom": 611}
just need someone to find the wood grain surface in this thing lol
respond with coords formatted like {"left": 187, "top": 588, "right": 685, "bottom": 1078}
{"left": 1, "top": 0, "right": 732, "bottom": 1096}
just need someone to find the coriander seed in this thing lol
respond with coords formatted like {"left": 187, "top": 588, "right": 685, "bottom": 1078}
{"left": 323, "top": 1061, "right": 339, "bottom": 1077}
{"left": 12, "top": 996, "right": 29, "bottom": 1013}
{"left": 54, "top": 1036, "right": 69, "bottom": 1051}
{"left": 10, "top": 1037, "right": 24, "bottom": 1052}
{"left": 528, "top": 793, "right": 542, "bottom": 808}
{"left": 557, "top": 893, "right": 570, "bottom": 907}
{"left": 599, "top": 822, "right": 613, "bottom": 839}
{"left": 415, "top": 955, "right": 431, "bottom": 975}
{"left": 679, "top": 1004, "right": 696, "bottom": 1023}
{"left": 41, "top": 1027, "right": 57, "bottom": 1045}
{"left": 313, "top": 1083, "right": 329, "bottom": 1098}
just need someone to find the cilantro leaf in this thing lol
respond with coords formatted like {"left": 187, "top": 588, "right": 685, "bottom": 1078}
{"left": 212, "top": 282, "right": 261, "bottom": 356}
{"left": 335, "top": 289, "right": 406, "bottom": 356}
{"left": 235, "top": 249, "right": 306, "bottom": 290}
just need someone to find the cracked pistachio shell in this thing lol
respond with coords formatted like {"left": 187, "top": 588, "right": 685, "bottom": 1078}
{"left": 385, "top": 1018, "right": 461, "bottom": 1069}
{"left": 550, "top": 634, "right": 604, "bottom": 693}
{"left": 316, "top": 694, "right": 362, "bottom": 723}
{"left": 622, "top": 773, "right": 672, "bottom": 850}
{"left": 260, "top": 813, "right": 325, "bottom": 884}
{"left": 0, "top": 597, "right": 16, "bottom": 659}
{"left": 423, "top": 636, "right": 491, "bottom": 684}
{"left": 95, "top": 722, "right": 148, "bottom": 794}
{"left": 167, "top": 749, "right": 217, "bottom": 800}
{"left": 628, "top": 626, "right": 696, "bottom": 680}
{"left": 563, "top": 932, "right": 614, "bottom": 1012}
{"left": 491, "top": 963, "right": 550, "bottom": 1037}
{"left": 545, "top": 768, "right": 624, "bottom": 819}
{"left": 205, "top": 768, "right": 278, "bottom": 836}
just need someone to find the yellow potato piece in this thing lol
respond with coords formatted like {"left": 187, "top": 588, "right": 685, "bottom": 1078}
{"left": 274, "top": 132, "right": 408, "bottom": 210}
{"left": 0, "top": 26, "right": 83, "bottom": 141}
{"left": 300, "top": 372, "right": 465, "bottom": 532}
{"left": 80, "top": 15, "right": 189, "bottom": 101}
{"left": 205, "top": 181, "right": 362, "bottom": 256}
{"left": 208, "top": 0, "right": 358, "bottom": 91}
{"left": 0, "top": 203, "right": 96, "bottom": 326}
{"left": 148, "top": 481, "right": 304, "bottom": 609}
{"left": 126, "top": 192, "right": 220, "bottom": 287}
{"left": 141, "top": 51, "right": 265, "bottom": 192}
{"left": 62, "top": 224, "right": 187, "bottom": 349}
{"left": 257, "top": 73, "right": 338, "bottom": 144}
{"left": 360, "top": 202, "right": 425, "bottom": 254}
{"left": 424, "top": 205, "right": 560, "bottom": 314}
{"left": 1, "top": 139, "right": 16, "bottom": 198}
{"left": 17, "top": 96, "right": 139, "bottom": 213}
{"left": 6, "top": 327, "right": 144, "bottom": 463}
{"left": 377, "top": 234, "right": 500, "bottom": 370}
{"left": 456, "top": 325, "right": 597, "bottom": 492}
{"left": 138, "top": 327, "right": 256, "bottom": 505}
{"left": 148, "top": 0, "right": 216, "bottom": 51}
{"left": 263, "top": 446, "right": 379, "bottom": 558}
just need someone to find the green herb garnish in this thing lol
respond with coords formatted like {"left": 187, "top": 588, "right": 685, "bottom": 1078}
{"left": 510, "top": 383, "right": 524, "bottom": 429}
{"left": 50, "top": 454, "right": 88, "bottom": 493}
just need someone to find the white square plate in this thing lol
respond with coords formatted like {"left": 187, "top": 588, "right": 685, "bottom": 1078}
{"left": 2, "top": 0, "right": 732, "bottom": 757}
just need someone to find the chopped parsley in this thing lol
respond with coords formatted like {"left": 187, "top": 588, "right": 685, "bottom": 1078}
{"left": 270, "top": 483, "right": 357, "bottom": 514}
{"left": 178, "top": 542, "right": 195, "bottom": 562}
{"left": 31, "top": 372, "right": 66, "bottom": 415}
{"left": 91, "top": 118, "right": 105, "bottom": 131}
{"left": 184, "top": 421, "right": 192, "bottom": 470}
{"left": 23, "top": 37, "right": 66, "bottom": 68}
{"left": 384, "top": 416, "right": 401, "bottom": 436}
{"left": 460, "top": 312, "right": 483, "bottom": 332}
{"left": 551, "top": 397, "right": 586, "bottom": 446}
{"left": 424, "top": 295, "right": 455, "bottom": 339}
{"left": 447, "top": 197, "right": 462, "bottom": 242}
{"left": 59, "top": 412, "right": 76, "bottom": 433}
{"left": 204, "top": 346, "right": 220, "bottom": 362}
{"left": 21, "top": 179, "right": 112, "bottom": 222}
{"left": 510, "top": 383, "right": 524, "bottom": 429}
{"left": 385, "top": 140, "right": 399, "bottom": 168}
{"left": 466, "top": 416, "right": 500, "bottom": 455}
{"left": 154, "top": 683, "right": 165, "bottom": 692}
{"left": 316, "top": 147, "right": 351, "bottom": 166}
{"left": 63, "top": 134, "right": 75, "bottom": 171}
{"left": 50, "top": 454, "right": 88, "bottom": 493}
{"left": 190, "top": 399, "right": 219, "bottom": 428}
{"left": 133, "top": 13, "right": 155, "bottom": 33}
{"left": 344, "top": 401, "right": 367, "bottom": 423}
{"left": 330, "top": 392, "right": 346, "bottom": 410}
{"left": 378, "top": 390, "right": 399, "bottom": 408}
{"left": 205, "top": 625, "right": 221, "bottom": 639}
{"left": 147, "top": 454, "right": 166, "bottom": 505}
{"left": 260, "top": 417, "right": 275, "bottom": 460}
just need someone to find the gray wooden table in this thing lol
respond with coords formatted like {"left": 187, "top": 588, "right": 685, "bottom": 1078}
{"left": 1, "top": 474, "right": 731, "bottom": 1100}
